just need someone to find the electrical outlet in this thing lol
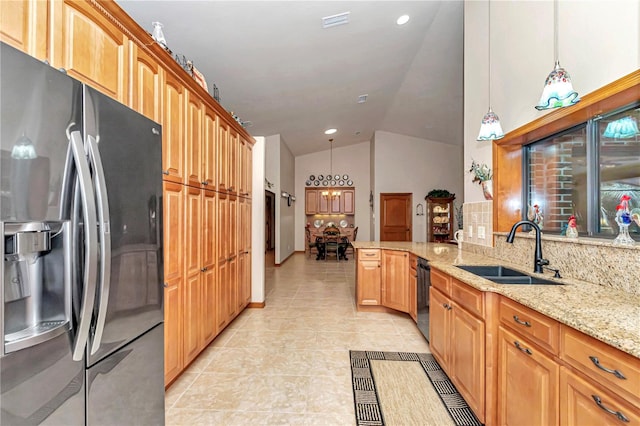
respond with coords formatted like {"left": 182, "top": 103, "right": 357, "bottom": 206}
{"left": 478, "top": 226, "right": 485, "bottom": 239}
{"left": 468, "top": 225, "right": 473, "bottom": 238}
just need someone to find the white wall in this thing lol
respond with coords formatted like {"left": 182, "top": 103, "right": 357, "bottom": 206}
{"left": 373, "top": 130, "right": 464, "bottom": 241}
{"left": 294, "top": 141, "right": 371, "bottom": 251}
{"left": 464, "top": 0, "right": 640, "bottom": 203}
{"left": 251, "top": 137, "right": 265, "bottom": 303}
{"left": 278, "top": 135, "right": 296, "bottom": 262}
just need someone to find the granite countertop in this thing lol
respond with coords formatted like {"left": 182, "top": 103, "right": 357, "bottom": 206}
{"left": 352, "top": 241, "right": 640, "bottom": 359}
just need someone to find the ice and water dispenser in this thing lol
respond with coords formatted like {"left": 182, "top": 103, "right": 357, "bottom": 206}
{"left": 2, "top": 221, "right": 71, "bottom": 355}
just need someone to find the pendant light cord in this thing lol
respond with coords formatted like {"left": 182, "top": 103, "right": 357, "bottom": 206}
{"left": 488, "top": 0, "right": 492, "bottom": 109}
{"left": 553, "top": 0, "right": 558, "bottom": 63}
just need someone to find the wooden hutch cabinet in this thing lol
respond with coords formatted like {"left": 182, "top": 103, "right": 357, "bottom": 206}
{"left": 426, "top": 196, "right": 455, "bottom": 242}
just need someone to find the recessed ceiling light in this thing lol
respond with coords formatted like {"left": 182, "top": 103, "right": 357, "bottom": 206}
{"left": 324, "top": 128, "right": 337, "bottom": 135}
{"left": 397, "top": 15, "right": 410, "bottom": 25}
{"left": 322, "top": 12, "right": 350, "bottom": 29}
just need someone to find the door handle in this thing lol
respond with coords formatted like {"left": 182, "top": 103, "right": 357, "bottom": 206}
{"left": 87, "top": 135, "right": 112, "bottom": 356}
{"left": 69, "top": 131, "right": 99, "bottom": 361}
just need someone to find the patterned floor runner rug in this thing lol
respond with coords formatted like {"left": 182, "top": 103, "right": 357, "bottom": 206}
{"left": 350, "top": 351, "right": 482, "bottom": 426}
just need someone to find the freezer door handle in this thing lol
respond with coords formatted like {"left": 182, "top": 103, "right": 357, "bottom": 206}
{"left": 70, "top": 131, "right": 99, "bottom": 361}
{"left": 87, "top": 135, "right": 112, "bottom": 355}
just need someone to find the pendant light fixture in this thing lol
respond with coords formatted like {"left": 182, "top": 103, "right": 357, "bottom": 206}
{"left": 477, "top": 0, "right": 504, "bottom": 141}
{"left": 322, "top": 138, "right": 341, "bottom": 200}
{"left": 535, "top": 0, "right": 579, "bottom": 110}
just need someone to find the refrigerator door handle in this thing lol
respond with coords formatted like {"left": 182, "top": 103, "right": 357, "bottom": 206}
{"left": 86, "top": 135, "right": 111, "bottom": 355}
{"left": 69, "top": 131, "right": 99, "bottom": 361}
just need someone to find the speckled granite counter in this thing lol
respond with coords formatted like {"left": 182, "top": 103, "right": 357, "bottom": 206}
{"left": 352, "top": 241, "right": 640, "bottom": 359}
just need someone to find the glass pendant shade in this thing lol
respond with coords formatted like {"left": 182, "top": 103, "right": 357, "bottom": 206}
{"left": 535, "top": 61, "right": 580, "bottom": 110}
{"left": 477, "top": 108, "right": 504, "bottom": 141}
{"left": 603, "top": 116, "right": 640, "bottom": 139}
{"left": 11, "top": 133, "right": 37, "bottom": 159}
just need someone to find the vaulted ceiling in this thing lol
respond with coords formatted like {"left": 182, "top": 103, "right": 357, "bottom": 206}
{"left": 117, "top": 1, "right": 463, "bottom": 156}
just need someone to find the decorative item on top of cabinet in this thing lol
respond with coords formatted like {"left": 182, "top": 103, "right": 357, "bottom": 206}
{"left": 426, "top": 191, "right": 455, "bottom": 243}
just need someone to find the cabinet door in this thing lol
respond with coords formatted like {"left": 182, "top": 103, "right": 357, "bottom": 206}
{"left": 452, "top": 302, "right": 486, "bottom": 422}
{"left": 330, "top": 193, "right": 341, "bottom": 213}
{"left": 131, "top": 43, "right": 161, "bottom": 122}
{"left": 429, "top": 287, "right": 451, "bottom": 369}
{"left": 497, "top": 326, "right": 559, "bottom": 426}
{"left": 183, "top": 186, "right": 201, "bottom": 365}
{"left": 0, "top": 0, "right": 48, "bottom": 60}
{"left": 244, "top": 140, "right": 253, "bottom": 198}
{"left": 342, "top": 189, "right": 355, "bottom": 214}
{"left": 162, "top": 182, "right": 183, "bottom": 385}
{"left": 560, "top": 368, "right": 639, "bottom": 426}
{"left": 202, "top": 106, "right": 217, "bottom": 188}
{"left": 228, "top": 129, "right": 239, "bottom": 194}
{"left": 201, "top": 190, "right": 217, "bottom": 344}
{"left": 217, "top": 118, "right": 229, "bottom": 192}
{"left": 381, "top": 250, "right": 409, "bottom": 312}
{"left": 52, "top": 0, "right": 128, "bottom": 102}
{"left": 162, "top": 72, "right": 185, "bottom": 183}
{"left": 318, "top": 191, "right": 330, "bottom": 214}
{"left": 409, "top": 267, "right": 417, "bottom": 322}
{"left": 305, "top": 189, "right": 318, "bottom": 214}
{"left": 185, "top": 92, "right": 202, "bottom": 187}
{"left": 357, "top": 260, "right": 381, "bottom": 305}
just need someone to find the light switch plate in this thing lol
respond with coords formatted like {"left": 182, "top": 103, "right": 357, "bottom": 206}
{"left": 468, "top": 225, "right": 473, "bottom": 238}
{"left": 478, "top": 226, "right": 485, "bottom": 239}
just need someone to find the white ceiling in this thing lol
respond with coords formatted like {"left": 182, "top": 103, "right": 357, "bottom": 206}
{"left": 116, "top": 1, "right": 464, "bottom": 156}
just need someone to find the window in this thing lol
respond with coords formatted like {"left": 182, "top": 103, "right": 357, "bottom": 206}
{"left": 524, "top": 103, "right": 640, "bottom": 239}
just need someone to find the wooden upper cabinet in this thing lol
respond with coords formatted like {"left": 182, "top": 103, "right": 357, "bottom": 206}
{"left": 51, "top": 0, "right": 128, "bottom": 103}
{"left": 162, "top": 72, "right": 185, "bottom": 183}
{"left": 238, "top": 136, "right": 253, "bottom": 198}
{"left": 330, "top": 193, "right": 341, "bottom": 214}
{"left": 228, "top": 129, "right": 239, "bottom": 194}
{"left": 0, "top": 0, "right": 48, "bottom": 60}
{"left": 244, "top": 140, "right": 253, "bottom": 198}
{"left": 305, "top": 189, "right": 318, "bottom": 214}
{"left": 217, "top": 118, "right": 229, "bottom": 192}
{"left": 130, "top": 43, "right": 161, "bottom": 123}
{"left": 202, "top": 105, "right": 217, "bottom": 189}
{"left": 184, "top": 91, "right": 202, "bottom": 188}
{"left": 342, "top": 189, "right": 355, "bottom": 214}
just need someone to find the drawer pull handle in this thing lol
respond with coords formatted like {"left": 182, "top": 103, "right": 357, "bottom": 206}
{"left": 591, "top": 395, "right": 630, "bottom": 423}
{"left": 442, "top": 303, "right": 452, "bottom": 310}
{"left": 513, "top": 341, "right": 532, "bottom": 355}
{"left": 589, "top": 356, "right": 627, "bottom": 380}
{"left": 365, "top": 253, "right": 376, "bottom": 256}
{"left": 513, "top": 315, "right": 531, "bottom": 327}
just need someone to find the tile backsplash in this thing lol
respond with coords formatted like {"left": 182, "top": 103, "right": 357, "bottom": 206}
{"left": 462, "top": 201, "right": 493, "bottom": 248}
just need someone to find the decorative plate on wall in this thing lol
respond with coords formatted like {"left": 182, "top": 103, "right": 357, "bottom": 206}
{"left": 339, "top": 180, "right": 345, "bottom": 186}
{"left": 322, "top": 180, "right": 328, "bottom": 186}
{"left": 317, "top": 175, "right": 324, "bottom": 180}
{"left": 306, "top": 180, "right": 312, "bottom": 186}
{"left": 331, "top": 180, "right": 337, "bottom": 186}
{"left": 314, "top": 180, "right": 320, "bottom": 186}
{"left": 339, "top": 220, "right": 348, "bottom": 228}
{"left": 343, "top": 174, "right": 349, "bottom": 180}
{"left": 347, "top": 180, "right": 353, "bottom": 186}
{"left": 334, "top": 174, "right": 341, "bottom": 180}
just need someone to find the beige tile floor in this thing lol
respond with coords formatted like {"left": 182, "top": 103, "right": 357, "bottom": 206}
{"left": 165, "top": 253, "right": 430, "bottom": 425}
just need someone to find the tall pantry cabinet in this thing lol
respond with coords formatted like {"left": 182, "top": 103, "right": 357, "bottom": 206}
{"left": 0, "top": 0, "right": 255, "bottom": 387}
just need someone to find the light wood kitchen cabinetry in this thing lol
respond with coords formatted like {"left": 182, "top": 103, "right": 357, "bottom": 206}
{"left": 305, "top": 190, "right": 318, "bottom": 214}
{"left": 429, "top": 268, "right": 486, "bottom": 423}
{"left": 560, "top": 324, "right": 640, "bottom": 425}
{"left": 184, "top": 92, "right": 202, "bottom": 188}
{"left": 0, "top": 0, "right": 49, "bottom": 61}
{"left": 131, "top": 43, "right": 161, "bottom": 123}
{"left": 162, "top": 182, "right": 183, "bottom": 385}
{"left": 356, "top": 249, "right": 382, "bottom": 307}
{"left": 381, "top": 250, "right": 409, "bottom": 312}
{"left": 305, "top": 187, "right": 355, "bottom": 215}
{"left": 497, "top": 325, "right": 559, "bottom": 426}
{"left": 2, "top": 0, "right": 254, "bottom": 389}
{"left": 162, "top": 72, "right": 185, "bottom": 184}
{"left": 238, "top": 197, "right": 252, "bottom": 310}
{"left": 51, "top": 0, "right": 129, "bottom": 103}
{"left": 342, "top": 189, "right": 355, "bottom": 214}
{"left": 409, "top": 254, "right": 417, "bottom": 322}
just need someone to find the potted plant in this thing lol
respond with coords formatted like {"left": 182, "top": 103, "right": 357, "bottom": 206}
{"left": 425, "top": 189, "right": 455, "bottom": 201}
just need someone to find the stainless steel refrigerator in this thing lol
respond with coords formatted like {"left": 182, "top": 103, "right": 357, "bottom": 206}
{"left": 0, "top": 42, "right": 165, "bottom": 425}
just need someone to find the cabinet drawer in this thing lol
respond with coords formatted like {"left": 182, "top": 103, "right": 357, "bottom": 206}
{"left": 431, "top": 267, "right": 450, "bottom": 294}
{"left": 358, "top": 249, "right": 380, "bottom": 260}
{"left": 561, "top": 325, "right": 640, "bottom": 404}
{"left": 451, "top": 278, "right": 483, "bottom": 317}
{"left": 499, "top": 297, "right": 559, "bottom": 355}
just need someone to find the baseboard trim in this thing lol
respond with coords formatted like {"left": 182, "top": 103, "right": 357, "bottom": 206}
{"left": 247, "top": 301, "right": 265, "bottom": 309}
{"left": 275, "top": 250, "right": 296, "bottom": 267}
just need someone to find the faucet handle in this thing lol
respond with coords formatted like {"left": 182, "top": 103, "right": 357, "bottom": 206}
{"left": 543, "top": 266, "right": 562, "bottom": 278}
{"left": 537, "top": 258, "right": 550, "bottom": 267}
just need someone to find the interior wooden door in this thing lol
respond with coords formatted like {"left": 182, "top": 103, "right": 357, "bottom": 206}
{"left": 380, "top": 193, "right": 412, "bottom": 241}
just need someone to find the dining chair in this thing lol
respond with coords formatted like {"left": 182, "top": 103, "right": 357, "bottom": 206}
{"left": 323, "top": 226, "right": 341, "bottom": 261}
{"left": 306, "top": 227, "right": 318, "bottom": 258}
{"left": 345, "top": 226, "right": 358, "bottom": 258}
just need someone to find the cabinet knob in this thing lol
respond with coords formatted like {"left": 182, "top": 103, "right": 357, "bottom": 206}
{"left": 200, "top": 267, "right": 207, "bottom": 272}
{"left": 162, "top": 170, "right": 170, "bottom": 175}
{"left": 163, "top": 282, "right": 168, "bottom": 288}
{"left": 202, "top": 181, "right": 208, "bottom": 185}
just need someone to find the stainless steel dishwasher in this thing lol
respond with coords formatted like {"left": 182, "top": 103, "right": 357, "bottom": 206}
{"left": 416, "top": 257, "right": 430, "bottom": 341}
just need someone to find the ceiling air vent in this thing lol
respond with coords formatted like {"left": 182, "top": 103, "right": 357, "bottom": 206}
{"left": 357, "top": 94, "right": 368, "bottom": 104}
{"left": 322, "top": 12, "right": 350, "bottom": 29}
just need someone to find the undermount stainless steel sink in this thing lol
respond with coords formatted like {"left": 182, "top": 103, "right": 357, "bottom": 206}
{"left": 456, "top": 265, "right": 563, "bottom": 285}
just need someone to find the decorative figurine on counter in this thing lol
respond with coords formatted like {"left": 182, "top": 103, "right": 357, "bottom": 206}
{"left": 566, "top": 215, "right": 578, "bottom": 239}
{"left": 613, "top": 194, "right": 635, "bottom": 246}
{"left": 527, "top": 204, "right": 544, "bottom": 233}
